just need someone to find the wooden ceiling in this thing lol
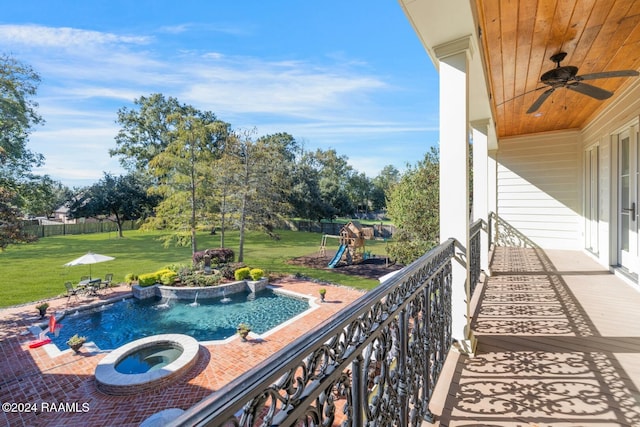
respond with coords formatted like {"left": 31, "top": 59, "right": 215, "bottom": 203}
{"left": 474, "top": 0, "right": 640, "bottom": 138}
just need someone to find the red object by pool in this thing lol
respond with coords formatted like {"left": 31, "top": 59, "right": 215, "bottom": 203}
{"left": 28, "top": 338, "right": 51, "bottom": 348}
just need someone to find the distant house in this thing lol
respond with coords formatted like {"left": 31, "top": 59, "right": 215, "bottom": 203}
{"left": 52, "top": 205, "right": 77, "bottom": 224}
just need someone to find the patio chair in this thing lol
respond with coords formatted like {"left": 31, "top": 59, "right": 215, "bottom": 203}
{"left": 65, "top": 281, "right": 79, "bottom": 304}
{"left": 80, "top": 275, "right": 89, "bottom": 282}
{"left": 98, "top": 273, "right": 113, "bottom": 293}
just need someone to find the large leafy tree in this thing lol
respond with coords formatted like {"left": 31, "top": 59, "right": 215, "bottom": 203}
{"left": 346, "top": 172, "right": 374, "bottom": 216}
{"left": 225, "top": 130, "right": 297, "bottom": 261}
{"left": 110, "top": 93, "right": 220, "bottom": 172}
{"left": 311, "top": 149, "right": 355, "bottom": 218}
{"left": 18, "top": 175, "right": 71, "bottom": 217}
{"left": 144, "top": 110, "right": 230, "bottom": 254}
{"left": 288, "top": 152, "right": 328, "bottom": 221}
{"left": 0, "top": 54, "right": 44, "bottom": 185}
{"left": 372, "top": 165, "right": 400, "bottom": 211}
{"left": 386, "top": 147, "right": 439, "bottom": 264}
{"left": 209, "top": 144, "right": 241, "bottom": 248}
{"left": 0, "top": 187, "right": 35, "bottom": 251}
{"left": 68, "top": 172, "right": 159, "bottom": 238}
{"left": 0, "top": 55, "right": 44, "bottom": 248}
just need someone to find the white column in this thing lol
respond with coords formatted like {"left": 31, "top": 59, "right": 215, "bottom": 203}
{"left": 435, "top": 36, "right": 472, "bottom": 343}
{"left": 472, "top": 120, "right": 489, "bottom": 273}
{"left": 488, "top": 149, "right": 498, "bottom": 247}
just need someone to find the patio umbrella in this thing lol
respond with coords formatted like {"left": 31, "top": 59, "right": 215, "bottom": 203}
{"left": 64, "top": 252, "right": 115, "bottom": 279}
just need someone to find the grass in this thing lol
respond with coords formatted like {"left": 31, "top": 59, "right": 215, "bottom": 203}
{"left": 0, "top": 229, "right": 390, "bottom": 308}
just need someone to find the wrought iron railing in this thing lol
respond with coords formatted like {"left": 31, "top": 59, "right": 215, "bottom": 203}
{"left": 469, "top": 219, "right": 483, "bottom": 298}
{"left": 171, "top": 239, "right": 456, "bottom": 427}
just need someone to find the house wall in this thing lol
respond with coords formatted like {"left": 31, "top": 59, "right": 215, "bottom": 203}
{"left": 496, "top": 131, "right": 581, "bottom": 249}
{"left": 491, "top": 80, "right": 640, "bottom": 264}
{"left": 581, "top": 80, "right": 640, "bottom": 268}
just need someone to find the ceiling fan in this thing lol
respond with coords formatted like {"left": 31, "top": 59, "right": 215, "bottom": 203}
{"left": 526, "top": 52, "right": 639, "bottom": 114}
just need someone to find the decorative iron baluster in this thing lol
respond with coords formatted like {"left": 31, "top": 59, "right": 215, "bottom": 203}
{"left": 171, "top": 240, "right": 456, "bottom": 427}
{"left": 469, "top": 218, "right": 482, "bottom": 298}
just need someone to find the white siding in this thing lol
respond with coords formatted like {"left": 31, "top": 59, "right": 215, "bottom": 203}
{"left": 497, "top": 131, "right": 581, "bottom": 249}
{"left": 581, "top": 80, "right": 640, "bottom": 268}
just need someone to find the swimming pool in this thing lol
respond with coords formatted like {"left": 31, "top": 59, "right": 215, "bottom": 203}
{"left": 50, "top": 290, "right": 310, "bottom": 350}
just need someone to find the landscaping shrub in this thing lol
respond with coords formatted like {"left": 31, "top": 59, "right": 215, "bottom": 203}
{"left": 199, "top": 274, "right": 222, "bottom": 286}
{"left": 124, "top": 273, "right": 138, "bottom": 284}
{"left": 249, "top": 268, "right": 264, "bottom": 281}
{"left": 219, "top": 262, "right": 246, "bottom": 280}
{"left": 179, "top": 274, "right": 197, "bottom": 287}
{"left": 193, "top": 248, "right": 235, "bottom": 265}
{"left": 138, "top": 268, "right": 174, "bottom": 287}
{"left": 234, "top": 267, "right": 251, "bottom": 281}
{"left": 164, "top": 263, "right": 189, "bottom": 273}
{"left": 160, "top": 271, "right": 178, "bottom": 285}
{"left": 138, "top": 272, "right": 158, "bottom": 287}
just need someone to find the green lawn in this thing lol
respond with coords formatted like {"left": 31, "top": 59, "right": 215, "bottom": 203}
{"left": 0, "top": 229, "right": 388, "bottom": 308}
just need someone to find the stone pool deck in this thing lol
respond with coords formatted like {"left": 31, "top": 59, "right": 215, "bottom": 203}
{"left": 0, "top": 279, "right": 365, "bottom": 427}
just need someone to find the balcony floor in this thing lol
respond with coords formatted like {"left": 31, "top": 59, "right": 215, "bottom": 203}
{"left": 429, "top": 246, "right": 640, "bottom": 426}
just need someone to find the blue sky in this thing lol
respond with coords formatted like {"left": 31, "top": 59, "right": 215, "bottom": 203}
{"left": 1, "top": 1, "right": 439, "bottom": 187}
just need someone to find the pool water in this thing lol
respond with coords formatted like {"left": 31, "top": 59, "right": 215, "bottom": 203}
{"left": 50, "top": 290, "right": 309, "bottom": 350}
{"left": 115, "top": 343, "right": 182, "bottom": 374}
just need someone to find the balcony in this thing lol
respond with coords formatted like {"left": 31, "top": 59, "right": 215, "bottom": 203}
{"left": 171, "top": 220, "right": 640, "bottom": 426}
{"left": 430, "top": 245, "right": 640, "bottom": 426}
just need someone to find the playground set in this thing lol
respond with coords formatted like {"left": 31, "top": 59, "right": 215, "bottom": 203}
{"left": 320, "top": 221, "right": 374, "bottom": 268}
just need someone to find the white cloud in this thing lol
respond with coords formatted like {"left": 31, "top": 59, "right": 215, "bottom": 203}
{"left": 0, "top": 23, "right": 433, "bottom": 185}
{"left": 0, "top": 24, "right": 151, "bottom": 49}
{"left": 158, "top": 23, "right": 249, "bottom": 36}
{"left": 180, "top": 58, "right": 387, "bottom": 118}
{"left": 61, "top": 87, "right": 142, "bottom": 102}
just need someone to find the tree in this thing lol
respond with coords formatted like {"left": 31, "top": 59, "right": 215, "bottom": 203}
{"left": 0, "top": 55, "right": 44, "bottom": 185}
{"left": 68, "top": 173, "right": 159, "bottom": 238}
{"left": 110, "top": 93, "right": 220, "bottom": 173}
{"left": 346, "top": 172, "right": 374, "bottom": 216}
{"left": 372, "top": 165, "right": 401, "bottom": 211}
{"left": 288, "top": 152, "right": 327, "bottom": 220}
{"left": 209, "top": 145, "right": 240, "bottom": 248}
{"left": 386, "top": 147, "right": 439, "bottom": 264}
{"left": 17, "top": 175, "right": 71, "bottom": 217}
{"left": 310, "top": 149, "right": 354, "bottom": 218}
{"left": 144, "top": 110, "right": 229, "bottom": 254}
{"left": 0, "top": 55, "right": 44, "bottom": 248}
{"left": 225, "top": 130, "right": 297, "bottom": 262}
{"left": 0, "top": 187, "right": 35, "bottom": 251}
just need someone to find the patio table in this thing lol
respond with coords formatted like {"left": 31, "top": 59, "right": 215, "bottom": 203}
{"left": 77, "top": 278, "right": 101, "bottom": 296}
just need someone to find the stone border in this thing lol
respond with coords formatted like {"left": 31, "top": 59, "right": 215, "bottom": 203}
{"left": 132, "top": 278, "right": 269, "bottom": 300}
{"left": 95, "top": 334, "right": 199, "bottom": 395}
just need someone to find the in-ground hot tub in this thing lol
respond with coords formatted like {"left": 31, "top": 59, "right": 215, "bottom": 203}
{"left": 95, "top": 334, "right": 199, "bottom": 395}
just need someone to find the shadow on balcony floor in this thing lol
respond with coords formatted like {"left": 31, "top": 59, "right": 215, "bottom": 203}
{"left": 431, "top": 246, "right": 640, "bottom": 426}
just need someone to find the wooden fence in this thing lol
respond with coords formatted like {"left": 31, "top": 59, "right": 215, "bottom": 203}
{"left": 23, "top": 220, "right": 140, "bottom": 238}
{"left": 22, "top": 219, "right": 393, "bottom": 239}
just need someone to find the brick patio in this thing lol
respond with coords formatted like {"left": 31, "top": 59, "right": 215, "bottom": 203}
{"left": 0, "top": 279, "right": 365, "bottom": 427}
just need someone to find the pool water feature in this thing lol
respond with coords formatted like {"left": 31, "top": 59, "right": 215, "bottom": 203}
{"left": 115, "top": 343, "right": 182, "bottom": 374}
{"left": 51, "top": 289, "right": 309, "bottom": 350}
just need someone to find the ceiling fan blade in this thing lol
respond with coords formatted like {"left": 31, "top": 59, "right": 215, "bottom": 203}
{"left": 577, "top": 70, "right": 639, "bottom": 81}
{"left": 565, "top": 82, "right": 613, "bottom": 100}
{"left": 526, "top": 88, "right": 554, "bottom": 114}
